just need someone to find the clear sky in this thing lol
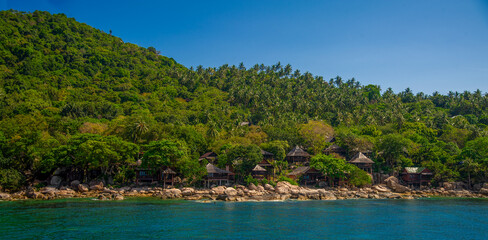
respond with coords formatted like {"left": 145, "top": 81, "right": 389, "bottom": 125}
{"left": 2, "top": 0, "right": 488, "bottom": 94}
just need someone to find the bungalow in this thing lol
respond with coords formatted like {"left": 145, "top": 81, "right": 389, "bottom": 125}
{"left": 251, "top": 165, "right": 267, "bottom": 180}
{"left": 287, "top": 166, "right": 324, "bottom": 186}
{"left": 401, "top": 167, "right": 433, "bottom": 187}
{"left": 323, "top": 144, "right": 346, "bottom": 158}
{"left": 348, "top": 152, "right": 374, "bottom": 174}
{"left": 286, "top": 146, "right": 310, "bottom": 165}
{"left": 258, "top": 150, "right": 275, "bottom": 177}
{"left": 162, "top": 168, "right": 177, "bottom": 188}
{"left": 204, "top": 163, "right": 233, "bottom": 188}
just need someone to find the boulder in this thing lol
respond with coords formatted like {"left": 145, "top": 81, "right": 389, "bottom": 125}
{"left": 0, "top": 193, "right": 12, "bottom": 200}
{"left": 479, "top": 188, "right": 488, "bottom": 196}
{"left": 264, "top": 184, "right": 275, "bottom": 191}
{"left": 384, "top": 176, "right": 409, "bottom": 193}
{"left": 41, "top": 187, "right": 57, "bottom": 196}
{"left": 257, "top": 185, "right": 265, "bottom": 192}
{"left": 114, "top": 194, "right": 124, "bottom": 200}
{"left": 211, "top": 186, "right": 226, "bottom": 195}
{"left": 373, "top": 185, "right": 390, "bottom": 192}
{"left": 89, "top": 181, "right": 104, "bottom": 191}
{"left": 50, "top": 176, "right": 63, "bottom": 187}
{"left": 224, "top": 187, "right": 238, "bottom": 196}
{"left": 70, "top": 180, "right": 81, "bottom": 188}
{"left": 248, "top": 183, "right": 258, "bottom": 191}
{"left": 78, "top": 184, "right": 89, "bottom": 193}
{"left": 181, "top": 187, "right": 195, "bottom": 196}
{"left": 275, "top": 181, "right": 296, "bottom": 194}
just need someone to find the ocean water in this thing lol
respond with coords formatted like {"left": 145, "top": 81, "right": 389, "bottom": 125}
{"left": 0, "top": 198, "right": 487, "bottom": 239}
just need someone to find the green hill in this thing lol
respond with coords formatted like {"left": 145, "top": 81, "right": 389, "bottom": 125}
{"left": 1, "top": 10, "right": 487, "bottom": 190}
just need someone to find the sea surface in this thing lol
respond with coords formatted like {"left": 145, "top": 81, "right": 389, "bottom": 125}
{"left": 0, "top": 198, "right": 487, "bottom": 239}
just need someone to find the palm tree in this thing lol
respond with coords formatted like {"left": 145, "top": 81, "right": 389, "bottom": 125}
{"left": 131, "top": 120, "right": 149, "bottom": 143}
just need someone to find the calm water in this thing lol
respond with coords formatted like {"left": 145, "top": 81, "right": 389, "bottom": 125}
{"left": 0, "top": 198, "right": 487, "bottom": 239}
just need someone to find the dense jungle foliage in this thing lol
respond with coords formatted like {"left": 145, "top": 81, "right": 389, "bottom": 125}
{"left": 1, "top": 10, "right": 488, "bottom": 190}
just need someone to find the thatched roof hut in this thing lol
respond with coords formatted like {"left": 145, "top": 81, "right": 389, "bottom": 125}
{"left": 162, "top": 168, "right": 176, "bottom": 174}
{"left": 252, "top": 165, "right": 267, "bottom": 172}
{"left": 348, "top": 152, "right": 374, "bottom": 174}
{"left": 287, "top": 146, "right": 310, "bottom": 157}
{"left": 286, "top": 146, "right": 310, "bottom": 165}
{"left": 206, "top": 163, "right": 232, "bottom": 174}
{"left": 287, "top": 166, "right": 311, "bottom": 178}
{"left": 349, "top": 152, "right": 374, "bottom": 164}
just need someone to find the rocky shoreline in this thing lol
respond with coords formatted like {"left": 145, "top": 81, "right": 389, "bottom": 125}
{"left": 1, "top": 178, "right": 488, "bottom": 202}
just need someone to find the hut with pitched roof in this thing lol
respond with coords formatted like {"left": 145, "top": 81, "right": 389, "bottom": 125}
{"left": 401, "top": 167, "right": 433, "bottom": 187}
{"left": 287, "top": 166, "right": 324, "bottom": 186}
{"left": 348, "top": 152, "right": 374, "bottom": 174}
{"left": 286, "top": 146, "right": 311, "bottom": 165}
{"left": 204, "top": 163, "right": 233, "bottom": 188}
{"left": 257, "top": 150, "right": 275, "bottom": 177}
{"left": 162, "top": 168, "right": 176, "bottom": 188}
{"left": 251, "top": 165, "right": 267, "bottom": 180}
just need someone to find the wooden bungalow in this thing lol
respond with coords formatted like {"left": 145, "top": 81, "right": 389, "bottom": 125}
{"left": 135, "top": 168, "right": 160, "bottom": 184}
{"left": 287, "top": 166, "right": 324, "bottom": 186}
{"left": 323, "top": 144, "right": 346, "bottom": 157}
{"left": 401, "top": 167, "right": 433, "bottom": 187}
{"left": 251, "top": 165, "right": 267, "bottom": 180}
{"left": 286, "top": 146, "right": 311, "bottom": 165}
{"left": 204, "top": 163, "right": 233, "bottom": 188}
{"left": 348, "top": 152, "right": 374, "bottom": 174}
{"left": 199, "top": 152, "right": 218, "bottom": 164}
{"left": 258, "top": 150, "right": 275, "bottom": 177}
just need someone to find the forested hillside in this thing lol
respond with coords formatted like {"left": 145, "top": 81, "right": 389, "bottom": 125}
{"left": 1, "top": 10, "right": 488, "bottom": 190}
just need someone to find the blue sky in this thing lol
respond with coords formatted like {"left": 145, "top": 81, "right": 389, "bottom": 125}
{"left": 2, "top": 0, "right": 488, "bottom": 94}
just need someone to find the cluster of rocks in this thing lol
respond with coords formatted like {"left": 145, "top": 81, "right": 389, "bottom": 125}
{"left": 1, "top": 177, "right": 488, "bottom": 202}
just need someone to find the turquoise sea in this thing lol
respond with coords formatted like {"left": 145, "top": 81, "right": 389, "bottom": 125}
{"left": 0, "top": 198, "right": 487, "bottom": 239}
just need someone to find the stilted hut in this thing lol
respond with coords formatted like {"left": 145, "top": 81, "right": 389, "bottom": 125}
{"left": 287, "top": 166, "right": 324, "bottom": 186}
{"left": 204, "top": 163, "right": 233, "bottom": 188}
{"left": 349, "top": 152, "right": 374, "bottom": 174}
{"left": 258, "top": 150, "right": 275, "bottom": 178}
{"left": 251, "top": 165, "right": 267, "bottom": 180}
{"left": 162, "top": 168, "right": 176, "bottom": 188}
{"left": 199, "top": 152, "right": 218, "bottom": 164}
{"left": 401, "top": 167, "right": 433, "bottom": 187}
{"left": 286, "top": 146, "right": 311, "bottom": 165}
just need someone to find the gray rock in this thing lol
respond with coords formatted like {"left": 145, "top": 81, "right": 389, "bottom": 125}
{"left": 50, "top": 176, "right": 63, "bottom": 187}
{"left": 70, "top": 180, "right": 81, "bottom": 188}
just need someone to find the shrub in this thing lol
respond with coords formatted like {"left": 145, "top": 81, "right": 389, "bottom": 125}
{"left": 245, "top": 175, "right": 259, "bottom": 186}
{"left": 277, "top": 175, "right": 298, "bottom": 185}
{"left": 0, "top": 169, "right": 24, "bottom": 192}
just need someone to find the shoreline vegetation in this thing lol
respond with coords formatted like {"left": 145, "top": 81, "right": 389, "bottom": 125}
{"left": 3, "top": 10, "right": 488, "bottom": 195}
{"left": 2, "top": 178, "right": 488, "bottom": 202}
